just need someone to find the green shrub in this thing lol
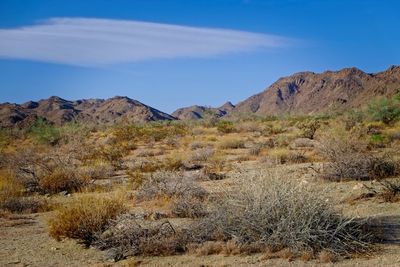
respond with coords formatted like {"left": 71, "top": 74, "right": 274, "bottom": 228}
{"left": 367, "top": 97, "right": 400, "bottom": 124}
{"left": 216, "top": 120, "right": 235, "bottom": 134}
{"left": 29, "top": 118, "right": 61, "bottom": 145}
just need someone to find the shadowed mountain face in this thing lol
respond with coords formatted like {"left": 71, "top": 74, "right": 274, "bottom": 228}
{"left": 233, "top": 66, "right": 400, "bottom": 116}
{"left": 172, "top": 101, "right": 235, "bottom": 120}
{"left": 0, "top": 96, "right": 176, "bottom": 128}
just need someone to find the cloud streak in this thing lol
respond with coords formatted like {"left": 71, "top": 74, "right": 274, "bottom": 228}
{"left": 0, "top": 17, "right": 291, "bottom": 66}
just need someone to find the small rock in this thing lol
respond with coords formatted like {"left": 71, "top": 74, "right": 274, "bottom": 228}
{"left": 50, "top": 247, "right": 59, "bottom": 251}
{"left": 103, "top": 248, "right": 123, "bottom": 262}
{"left": 352, "top": 183, "right": 364, "bottom": 190}
{"left": 58, "top": 191, "right": 68, "bottom": 196}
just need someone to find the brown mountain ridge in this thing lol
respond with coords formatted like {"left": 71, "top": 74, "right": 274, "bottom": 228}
{"left": 1, "top": 66, "right": 400, "bottom": 127}
{"left": 233, "top": 65, "right": 400, "bottom": 116}
{"left": 0, "top": 96, "right": 176, "bottom": 128}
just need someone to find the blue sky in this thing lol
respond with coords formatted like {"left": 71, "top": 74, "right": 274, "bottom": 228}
{"left": 0, "top": 0, "right": 399, "bottom": 113}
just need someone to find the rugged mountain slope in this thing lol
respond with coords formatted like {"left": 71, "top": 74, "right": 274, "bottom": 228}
{"left": 0, "top": 96, "right": 176, "bottom": 128}
{"left": 172, "top": 101, "right": 235, "bottom": 120}
{"left": 234, "top": 66, "right": 400, "bottom": 115}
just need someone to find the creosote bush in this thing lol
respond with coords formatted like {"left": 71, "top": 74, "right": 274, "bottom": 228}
{"left": 49, "top": 196, "right": 126, "bottom": 245}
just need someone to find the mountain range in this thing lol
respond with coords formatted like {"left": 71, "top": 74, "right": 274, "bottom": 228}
{"left": 1, "top": 66, "right": 399, "bottom": 127}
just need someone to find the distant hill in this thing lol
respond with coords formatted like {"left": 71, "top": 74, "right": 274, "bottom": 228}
{"left": 233, "top": 66, "right": 400, "bottom": 116}
{"left": 172, "top": 101, "right": 235, "bottom": 120}
{"left": 0, "top": 96, "right": 176, "bottom": 128}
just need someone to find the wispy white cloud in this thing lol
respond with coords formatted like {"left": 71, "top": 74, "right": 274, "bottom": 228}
{"left": 0, "top": 17, "right": 292, "bottom": 66}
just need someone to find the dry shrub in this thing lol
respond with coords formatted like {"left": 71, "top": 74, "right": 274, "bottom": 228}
{"left": 163, "top": 157, "right": 185, "bottom": 171}
{"left": 377, "top": 179, "right": 400, "bottom": 202}
{"left": 49, "top": 196, "right": 126, "bottom": 245}
{"left": 297, "top": 119, "right": 320, "bottom": 139}
{"left": 0, "top": 170, "right": 49, "bottom": 213}
{"left": 39, "top": 167, "right": 90, "bottom": 194}
{"left": 235, "top": 121, "right": 262, "bottom": 133}
{"left": 193, "top": 171, "right": 374, "bottom": 256}
{"left": 1, "top": 196, "right": 49, "bottom": 213}
{"left": 218, "top": 138, "right": 245, "bottom": 149}
{"left": 249, "top": 143, "right": 264, "bottom": 156}
{"left": 81, "top": 161, "right": 114, "bottom": 180}
{"left": 188, "top": 147, "right": 215, "bottom": 162}
{"left": 136, "top": 171, "right": 207, "bottom": 202}
{"left": 358, "top": 179, "right": 400, "bottom": 203}
{"left": 5, "top": 147, "right": 93, "bottom": 193}
{"left": 318, "top": 128, "right": 398, "bottom": 181}
{"left": 93, "top": 214, "right": 187, "bottom": 260}
{"left": 170, "top": 195, "right": 207, "bottom": 218}
{"left": 0, "top": 171, "right": 23, "bottom": 205}
{"left": 268, "top": 149, "right": 307, "bottom": 164}
{"left": 136, "top": 171, "right": 208, "bottom": 218}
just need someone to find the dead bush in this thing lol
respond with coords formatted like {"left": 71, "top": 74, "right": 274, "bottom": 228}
{"left": 1, "top": 196, "right": 49, "bottom": 213}
{"left": 49, "top": 196, "right": 126, "bottom": 245}
{"left": 170, "top": 195, "right": 207, "bottom": 218}
{"left": 193, "top": 171, "right": 374, "bottom": 256}
{"left": 359, "top": 179, "right": 400, "bottom": 202}
{"left": 318, "top": 131, "right": 398, "bottom": 181}
{"left": 93, "top": 214, "right": 187, "bottom": 260}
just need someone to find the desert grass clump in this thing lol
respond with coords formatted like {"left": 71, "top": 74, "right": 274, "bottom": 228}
{"left": 218, "top": 138, "right": 245, "bottom": 149}
{"left": 267, "top": 148, "right": 307, "bottom": 164}
{"left": 39, "top": 167, "right": 90, "bottom": 194}
{"left": 194, "top": 171, "right": 374, "bottom": 256}
{"left": 49, "top": 195, "right": 126, "bottom": 245}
